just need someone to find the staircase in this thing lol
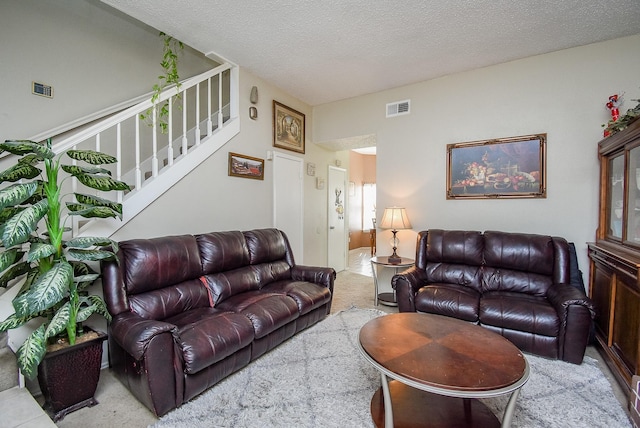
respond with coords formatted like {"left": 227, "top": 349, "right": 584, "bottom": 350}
{"left": 42, "top": 63, "right": 240, "bottom": 238}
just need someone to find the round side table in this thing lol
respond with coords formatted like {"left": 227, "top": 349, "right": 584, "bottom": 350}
{"left": 370, "top": 256, "right": 414, "bottom": 306}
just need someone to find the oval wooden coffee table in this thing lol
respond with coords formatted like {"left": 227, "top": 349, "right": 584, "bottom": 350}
{"left": 358, "top": 313, "right": 529, "bottom": 428}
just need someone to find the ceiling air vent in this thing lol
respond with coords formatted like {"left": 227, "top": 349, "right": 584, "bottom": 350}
{"left": 386, "top": 99, "right": 410, "bottom": 118}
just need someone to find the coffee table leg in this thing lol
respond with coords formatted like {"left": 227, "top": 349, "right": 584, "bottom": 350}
{"left": 501, "top": 387, "right": 521, "bottom": 428}
{"left": 380, "top": 373, "right": 394, "bottom": 427}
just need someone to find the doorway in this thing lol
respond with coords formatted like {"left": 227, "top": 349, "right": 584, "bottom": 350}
{"left": 327, "top": 165, "right": 347, "bottom": 272}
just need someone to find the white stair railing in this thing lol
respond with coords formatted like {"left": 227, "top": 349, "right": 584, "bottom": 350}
{"left": 44, "top": 63, "right": 239, "bottom": 238}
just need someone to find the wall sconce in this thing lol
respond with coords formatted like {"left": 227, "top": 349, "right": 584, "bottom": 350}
{"left": 249, "top": 86, "right": 258, "bottom": 120}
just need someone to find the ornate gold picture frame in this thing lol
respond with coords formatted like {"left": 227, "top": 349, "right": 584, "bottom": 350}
{"left": 447, "top": 134, "right": 547, "bottom": 199}
{"left": 273, "top": 101, "right": 305, "bottom": 154}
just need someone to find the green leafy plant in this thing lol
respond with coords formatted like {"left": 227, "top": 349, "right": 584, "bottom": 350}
{"left": 0, "top": 139, "right": 129, "bottom": 379}
{"left": 140, "top": 32, "right": 184, "bottom": 134}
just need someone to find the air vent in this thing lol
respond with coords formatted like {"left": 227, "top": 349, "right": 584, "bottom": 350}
{"left": 386, "top": 99, "right": 410, "bottom": 118}
{"left": 32, "top": 81, "right": 53, "bottom": 98}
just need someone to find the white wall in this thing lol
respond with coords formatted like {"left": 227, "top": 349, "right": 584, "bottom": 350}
{"left": 313, "top": 34, "right": 640, "bottom": 281}
{"left": 0, "top": 0, "right": 216, "bottom": 139}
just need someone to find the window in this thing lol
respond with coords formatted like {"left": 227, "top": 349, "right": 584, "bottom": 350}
{"left": 362, "top": 183, "right": 376, "bottom": 230}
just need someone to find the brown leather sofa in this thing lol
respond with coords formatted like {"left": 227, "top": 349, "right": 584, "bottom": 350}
{"left": 392, "top": 229, "right": 594, "bottom": 364}
{"left": 101, "top": 228, "right": 335, "bottom": 416}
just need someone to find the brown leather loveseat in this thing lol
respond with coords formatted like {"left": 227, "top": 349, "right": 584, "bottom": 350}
{"left": 101, "top": 228, "right": 335, "bottom": 416}
{"left": 392, "top": 229, "right": 594, "bottom": 364}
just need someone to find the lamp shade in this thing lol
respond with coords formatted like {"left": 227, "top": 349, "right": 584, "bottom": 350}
{"left": 379, "top": 207, "right": 411, "bottom": 230}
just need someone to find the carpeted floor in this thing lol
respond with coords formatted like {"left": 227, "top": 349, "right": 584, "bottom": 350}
{"left": 152, "top": 307, "right": 631, "bottom": 428}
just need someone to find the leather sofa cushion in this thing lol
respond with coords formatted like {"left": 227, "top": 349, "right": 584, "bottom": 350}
{"left": 424, "top": 230, "right": 483, "bottom": 266}
{"left": 120, "top": 235, "right": 202, "bottom": 295}
{"left": 204, "top": 262, "right": 294, "bottom": 305}
{"left": 414, "top": 284, "right": 480, "bottom": 322}
{"left": 252, "top": 261, "right": 292, "bottom": 284}
{"left": 216, "top": 291, "right": 299, "bottom": 338}
{"left": 425, "top": 262, "right": 482, "bottom": 293}
{"left": 263, "top": 280, "right": 332, "bottom": 315}
{"left": 483, "top": 231, "right": 555, "bottom": 276}
{"left": 166, "top": 308, "right": 255, "bottom": 375}
{"left": 197, "top": 231, "right": 250, "bottom": 274}
{"left": 128, "top": 279, "right": 211, "bottom": 319}
{"left": 204, "top": 267, "right": 263, "bottom": 305}
{"left": 244, "top": 229, "right": 290, "bottom": 265}
{"left": 482, "top": 266, "right": 553, "bottom": 296}
{"left": 480, "top": 291, "right": 559, "bottom": 337}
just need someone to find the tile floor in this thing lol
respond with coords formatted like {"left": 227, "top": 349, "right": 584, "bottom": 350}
{"left": 0, "top": 386, "right": 56, "bottom": 427}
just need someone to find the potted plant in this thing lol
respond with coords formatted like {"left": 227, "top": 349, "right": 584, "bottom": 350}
{"left": 0, "top": 139, "right": 129, "bottom": 420}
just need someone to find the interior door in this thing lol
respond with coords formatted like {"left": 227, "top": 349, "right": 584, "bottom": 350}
{"left": 328, "top": 165, "right": 347, "bottom": 272}
{"left": 273, "top": 151, "right": 304, "bottom": 263}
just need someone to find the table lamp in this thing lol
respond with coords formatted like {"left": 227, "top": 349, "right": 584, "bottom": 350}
{"left": 379, "top": 207, "right": 412, "bottom": 264}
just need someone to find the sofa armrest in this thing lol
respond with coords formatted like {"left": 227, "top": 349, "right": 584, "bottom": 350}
{"left": 547, "top": 283, "right": 595, "bottom": 364}
{"left": 291, "top": 265, "right": 336, "bottom": 290}
{"left": 546, "top": 284, "right": 595, "bottom": 317}
{"left": 110, "top": 312, "right": 178, "bottom": 360}
{"left": 392, "top": 266, "right": 429, "bottom": 312}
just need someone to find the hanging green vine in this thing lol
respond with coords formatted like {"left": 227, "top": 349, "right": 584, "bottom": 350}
{"left": 140, "top": 32, "right": 184, "bottom": 133}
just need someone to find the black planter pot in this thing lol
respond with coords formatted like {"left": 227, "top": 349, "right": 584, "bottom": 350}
{"left": 37, "top": 330, "right": 107, "bottom": 422}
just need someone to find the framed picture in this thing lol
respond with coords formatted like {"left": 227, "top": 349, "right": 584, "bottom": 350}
{"left": 228, "top": 152, "right": 264, "bottom": 180}
{"left": 273, "top": 101, "right": 305, "bottom": 154}
{"left": 447, "top": 134, "right": 546, "bottom": 199}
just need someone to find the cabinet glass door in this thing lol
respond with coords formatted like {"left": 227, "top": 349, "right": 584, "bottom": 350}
{"left": 627, "top": 146, "right": 640, "bottom": 243}
{"left": 608, "top": 154, "right": 624, "bottom": 239}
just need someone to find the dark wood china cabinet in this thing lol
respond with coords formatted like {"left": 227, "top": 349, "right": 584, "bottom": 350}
{"left": 589, "top": 117, "right": 640, "bottom": 395}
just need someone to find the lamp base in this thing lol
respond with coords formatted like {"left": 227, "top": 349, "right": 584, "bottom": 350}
{"left": 387, "top": 254, "right": 402, "bottom": 264}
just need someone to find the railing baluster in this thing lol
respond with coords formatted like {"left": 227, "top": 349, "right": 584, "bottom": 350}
{"left": 218, "top": 72, "right": 223, "bottom": 130}
{"left": 167, "top": 97, "right": 174, "bottom": 167}
{"left": 207, "top": 77, "right": 212, "bottom": 137}
{"left": 182, "top": 90, "right": 188, "bottom": 156}
{"left": 195, "top": 83, "right": 201, "bottom": 146}
{"left": 135, "top": 117, "right": 142, "bottom": 190}
{"left": 152, "top": 104, "right": 158, "bottom": 178}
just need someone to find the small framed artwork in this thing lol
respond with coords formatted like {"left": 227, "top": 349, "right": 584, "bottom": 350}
{"left": 273, "top": 101, "right": 305, "bottom": 154}
{"left": 228, "top": 152, "right": 264, "bottom": 180}
{"left": 447, "top": 133, "right": 546, "bottom": 199}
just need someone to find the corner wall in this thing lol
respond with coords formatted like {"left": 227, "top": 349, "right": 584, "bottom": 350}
{"left": 313, "top": 34, "right": 640, "bottom": 278}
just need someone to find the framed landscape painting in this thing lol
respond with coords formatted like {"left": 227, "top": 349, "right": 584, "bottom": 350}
{"left": 273, "top": 101, "right": 305, "bottom": 154}
{"left": 228, "top": 152, "right": 264, "bottom": 180}
{"left": 447, "top": 134, "right": 547, "bottom": 199}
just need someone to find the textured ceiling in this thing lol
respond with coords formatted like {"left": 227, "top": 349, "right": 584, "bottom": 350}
{"left": 101, "top": 0, "right": 640, "bottom": 106}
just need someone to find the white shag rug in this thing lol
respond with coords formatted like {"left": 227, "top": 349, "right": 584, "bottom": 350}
{"left": 151, "top": 307, "right": 631, "bottom": 428}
